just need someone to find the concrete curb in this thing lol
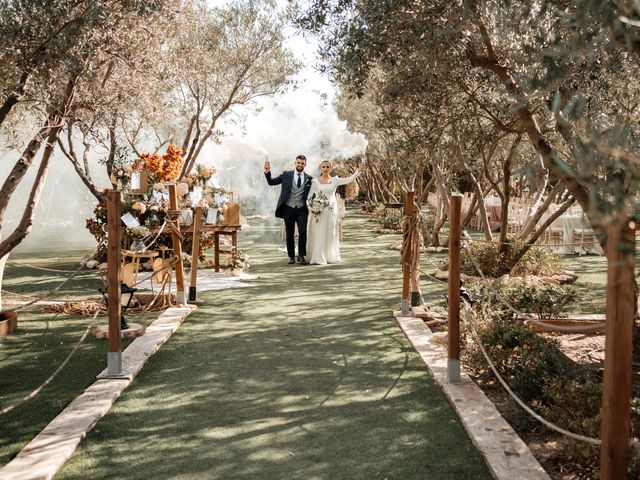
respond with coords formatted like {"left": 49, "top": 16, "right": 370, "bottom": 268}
{"left": 394, "top": 313, "right": 550, "bottom": 480}
{"left": 0, "top": 306, "right": 195, "bottom": 480}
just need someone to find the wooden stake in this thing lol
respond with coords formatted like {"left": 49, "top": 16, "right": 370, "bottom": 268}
{"left": 188, "top": 206, "right": 203, "bottom": 303}
{"left": 401, "top": 191, "right": 415, "bottom": 314}
{"left": 600, "top": 218, "right": 635, "bottom": 480}
{"left": 410, "top": 215, "right": 421, "bottom": 306}
{"left": 168, "top": 184, "right": 186, "bottom": 305}
{"left": 447, "top": 194, "right": 462, "bottom": 383}
{"left": 106, "top": 190, "right": 122, "bottom": 375}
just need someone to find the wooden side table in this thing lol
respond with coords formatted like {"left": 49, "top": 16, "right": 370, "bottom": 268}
{"left": 214, "top": 229, "right": 238, "bottom": 272}
{"left": 121, "top": 250, "right": 158, "bottom": 287}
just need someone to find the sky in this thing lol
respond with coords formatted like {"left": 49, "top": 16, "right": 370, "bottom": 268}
{"left": 200, "top": 12, "right": 367, "bottom": 199}
{"left": 2, "top": 2, "right": 367, "bottom": 251}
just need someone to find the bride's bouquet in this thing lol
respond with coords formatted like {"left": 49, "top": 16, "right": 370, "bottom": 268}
{"left": 308, "top": 192, "right": 332, "bottom": 222}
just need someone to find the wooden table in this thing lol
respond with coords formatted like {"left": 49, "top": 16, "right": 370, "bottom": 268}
{"left": 150, "top": 223, "right": 241, "bottom": 272}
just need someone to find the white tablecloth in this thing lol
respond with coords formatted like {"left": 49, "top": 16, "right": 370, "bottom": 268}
{"left": 550, "top": 215, "right": 603, "bottom": 255}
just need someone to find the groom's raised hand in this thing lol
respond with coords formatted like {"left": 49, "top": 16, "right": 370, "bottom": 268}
{"left": 264, "top": 160, "right": 271, "bottom": 173}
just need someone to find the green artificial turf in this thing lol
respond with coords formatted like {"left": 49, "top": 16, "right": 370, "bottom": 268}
{"left": 55, "top": 214, "right": 492, "bottom": 480}
{"left": 0, "top": 253, "right": 161, "bottom": 465}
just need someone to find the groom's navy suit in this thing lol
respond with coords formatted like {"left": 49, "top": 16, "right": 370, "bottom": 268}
{"left": 265, "top": 170, "right": 312, "bottom": 259}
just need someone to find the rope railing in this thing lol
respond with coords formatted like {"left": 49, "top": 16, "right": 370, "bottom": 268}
{"left": 0, "top": 310, "right": 100, "bottom": 417}
{"left": 468, "top": 236, "right": 601, "bottom": 250}
{"left": 6, "top": 260, "right": 98, "bottom": 274}
{"left": 460, "top": 304, "right": 602, "bottom": 446}
{"left": 7, "top": 263, "right": 93, "bottom": 312}
{"left": 2, "top": 239, "right": 106, "bottom": 312}
{"left": 136, "top": 219, "right": 169, "bottom": 253}
{"left": 405, "top": 236, "right": 604, "bottom": 444}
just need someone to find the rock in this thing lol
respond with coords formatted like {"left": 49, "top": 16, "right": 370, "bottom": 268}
{"left": 388, "top": 241, "right": 403, "bottom": 250}
{"left": 97, "top": 262, "right": 109, "bottom": 271}
{"left": 552, "top": 270, "right": 578, "bottom": 284}
{"left": 432, "top": 332, "right": 448, "bottom": 345}
{"left": 92, "top": 323, "right": 145, "bottom": 339}
{"left": 85, "top": 260, "right": 99, "bottom": 269}
{"left": 434, "top": 269, "right": 469, "bottom": 282}
{"left": 424, "top": 246, "right": 448, "bottom": 253}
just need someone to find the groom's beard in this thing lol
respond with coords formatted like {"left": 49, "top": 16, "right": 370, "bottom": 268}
{"left": 296, "top": 167, "right": 304, "bottom": 173}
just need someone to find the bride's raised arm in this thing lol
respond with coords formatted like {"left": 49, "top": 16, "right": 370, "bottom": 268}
{"left": 335, "top": 170, "right": 359, "bottom": 186}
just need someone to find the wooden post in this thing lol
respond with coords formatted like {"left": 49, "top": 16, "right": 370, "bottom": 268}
{"left": 401, "top": 191, "right": 415, "bottom": 315}
{"left": 188, "top": 206, "right": 203, "bottom": 303}
{"left": 106, "top": 190, "right": 122, "bottom": 375}
{"left": 168, "top": 184, "right": 186, "bottom": 305}
{"left": 410, "top": 214, "right": 421, "bottom": 307}
{"left": 600, "top": 218, "right": 635, "bottom": 480}
{"left": 447, "top": 194, "right": 462, "bottom": 383}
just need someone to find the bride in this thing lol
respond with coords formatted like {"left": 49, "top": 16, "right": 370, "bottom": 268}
{"left": 306, "top": 160, "right": 359, "bottom": 265}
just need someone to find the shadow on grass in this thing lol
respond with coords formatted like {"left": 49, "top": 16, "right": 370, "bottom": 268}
{"left": 0, "top": 253, "right": 163, "bottom": 465}
{"left": 55, "top": 214, "right": 491, "bottom": 480}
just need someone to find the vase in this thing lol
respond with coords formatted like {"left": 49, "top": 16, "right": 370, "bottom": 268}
{"left": 130, "top": 239, "right": 145, "bottom": 252}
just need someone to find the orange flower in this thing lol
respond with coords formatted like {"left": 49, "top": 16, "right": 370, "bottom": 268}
{"left": 140, "top": 144, "right": 185, "bottom": 182}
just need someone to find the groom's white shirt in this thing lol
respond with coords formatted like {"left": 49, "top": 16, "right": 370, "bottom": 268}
{"left": 292, "top": 171, "right": 305, "bottom": 188}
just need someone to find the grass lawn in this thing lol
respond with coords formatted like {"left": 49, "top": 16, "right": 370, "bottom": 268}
{"left": 3, "top": 212, "right": 616, "bottom": 478}
{"left": 0, "top": 252, "right": 161, "bottom": 466}
{"left": 52, "top": 214, "right": 492, "bottom": 479}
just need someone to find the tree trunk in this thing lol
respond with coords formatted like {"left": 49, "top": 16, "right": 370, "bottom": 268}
{"left": 0, "top": 76, "right": 77, "bottom": 227}
{"left": 518, "top": 181, "right": 565, "bottom": 238}
{"left": 0, "top": 125, "right": 60, "bottom": 258}
{"left": 0, "top": 128, "right": 48, "bottom": 223}
{"left": 498, "top": 136, "right": 520, "bottom": 251}
{"left": 58, "top": 133, "right": 106, "bottom": 202}
{"left": 466, "top": 21, "right": 597, "bottom": 238}
{"left": 0, "top": 249, "right": 7, "bottom": 312}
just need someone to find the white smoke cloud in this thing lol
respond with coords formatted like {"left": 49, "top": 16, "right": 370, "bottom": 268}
{"left": 1, "top": 23, "right": 369, "bottom": 248}
{"left": 198, "top": 89, "right": 367, "bottom": 214}
{"left": 0, "top": 145, "right": 108, "bottom": 252}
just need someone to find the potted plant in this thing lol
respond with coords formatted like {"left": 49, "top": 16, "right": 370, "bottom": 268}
{"left": 227, "top": 247, "right": 250, "bottom": 276}
{"left": 0, "top": 310, "right": 18, "bottom": 337}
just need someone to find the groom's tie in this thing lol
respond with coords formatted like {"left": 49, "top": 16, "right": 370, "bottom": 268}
{"left": 297, "top": 174, "right": 302, "bottom": 188}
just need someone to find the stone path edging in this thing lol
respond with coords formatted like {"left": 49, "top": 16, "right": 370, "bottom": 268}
{"left": 0, "top": 306, "right": 195, "bottom": 480}
{"left": 394, "top": 313, "right": 550, "bottom": 480}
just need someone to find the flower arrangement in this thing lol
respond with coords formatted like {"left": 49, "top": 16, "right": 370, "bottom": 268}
{"left": 189, "top": 164, "right": 217, "bottom": 186}
{"left": 141, "top": 144, "right": 184, "bottom": 183}
{"left": 308, "top": 192, "right": 332, "bottom": 222}
{"left": 131, "top": 201, "right": 147, "bottom": 214}
{"left": 127, "top": 225, "right": 150, "bottom": 239}
{"left": 109, "top": 161, "right": 134, "bottom": 188}
{"left": 226, "top": 247, "right": 250, "bottom": 272}
{"left": 176, "top": 182, "right": 190, "bottom": 197}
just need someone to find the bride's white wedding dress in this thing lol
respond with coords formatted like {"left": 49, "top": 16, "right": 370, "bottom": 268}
{"left": 306, "top": 173, "right": 358, "bottom": 265}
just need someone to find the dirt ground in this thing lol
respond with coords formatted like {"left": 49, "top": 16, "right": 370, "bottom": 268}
{"left": 473, "top": 332, "right": 607, "bottom": 479}
{"left": 552, "top": 333, "right": 605, "bottom": 365}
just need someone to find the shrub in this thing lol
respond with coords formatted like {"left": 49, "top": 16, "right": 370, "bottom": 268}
{"left": 490, "top": 278, "right": 578, "bottom": 320}
{"left": 460, "top": 241, "right": 505, "bottom": 277}
{"left": 465, "top": 315, "right": 573, "bottom": 402}
{"left": 379, "top": 210, "right": 402, "bottom": 230}
{"left": 459, "top": 239, "right": 565, "bottom": 277}
{"left": 511, "top": 246, "right": 564, "bottom": 277}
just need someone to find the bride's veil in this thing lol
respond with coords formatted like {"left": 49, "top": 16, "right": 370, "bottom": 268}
{"left": 309, "top": 163, "right": 322, "bottom": 179}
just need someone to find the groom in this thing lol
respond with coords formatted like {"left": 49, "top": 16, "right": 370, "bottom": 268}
{"left": 264, "top": 155, "right": 312, "bottom": 264}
